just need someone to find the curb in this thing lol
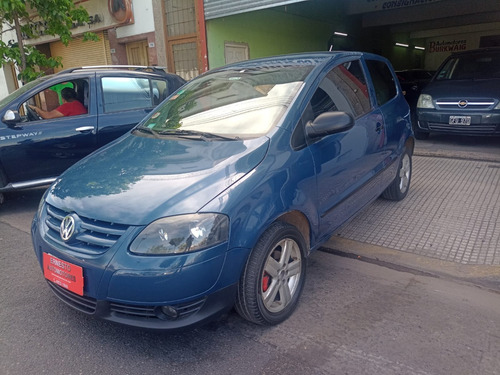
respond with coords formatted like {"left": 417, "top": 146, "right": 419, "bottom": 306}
{"left": 414, "top": 149, "right": 500, "bottom": 163}
{"left": 320, "top": 237, "right": 500, "bottom": 293}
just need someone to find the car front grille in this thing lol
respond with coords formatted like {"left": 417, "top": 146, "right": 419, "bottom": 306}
{"left": 47, "top": 281, "right": 97, "bottom": 314}
{"left": 427, "top": 122, "right": 499, "bottom": 134}
{"left": 44, "top": 203, "right": 130, "bottom": 255}
{"left": 47, "top": 281, "right": 206, "bottom": 321}
{"left": 435, "top": 99, "right": 496, "bottom": 110}
{"left": 110, "top": 298, "right": 206, "bottom": 320}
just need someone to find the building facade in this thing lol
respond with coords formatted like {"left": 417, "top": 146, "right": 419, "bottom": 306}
{"left": 2, "top": 0, "right": 499, "bottom": 96}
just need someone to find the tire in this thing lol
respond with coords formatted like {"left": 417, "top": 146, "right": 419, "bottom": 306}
{"left": 382, "top": 149, "right": 412, "bottom": 201}
{"left": 235, "top": 221, "right": 307, "bottom": 325}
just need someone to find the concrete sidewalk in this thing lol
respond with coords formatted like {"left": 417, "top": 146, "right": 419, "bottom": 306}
{"left": 323, "top": 138, "right": 500, "bottom": 290}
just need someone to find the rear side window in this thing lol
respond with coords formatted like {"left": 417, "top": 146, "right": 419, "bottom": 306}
{"left": 102, "top": 77, "right": 153, "bottom": 113}
{"left": 365, "top": 60, "right": 397, "bottom": 106}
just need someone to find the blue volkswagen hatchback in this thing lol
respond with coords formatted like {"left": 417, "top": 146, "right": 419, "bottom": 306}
{"left": 32, "top": 52, "right": 414, "bottom": 330}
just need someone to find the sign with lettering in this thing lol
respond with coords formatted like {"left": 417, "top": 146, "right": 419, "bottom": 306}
{"left": 428, "top": 39, "right": 467, "bottom": 53}
{"left": 43, "top": 253, "right": 84, "bottom": 296}
{"left": 346, "top": 0, "right": 442, "bottom": 14}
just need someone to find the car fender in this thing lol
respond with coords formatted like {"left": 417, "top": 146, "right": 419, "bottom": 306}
{"left": 202, "top": 134, "right": 319, "bottom": 255}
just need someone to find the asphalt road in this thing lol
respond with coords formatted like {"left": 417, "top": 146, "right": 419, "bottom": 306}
{"left": 1, "top": 187, "right": 500, "bottom": 375}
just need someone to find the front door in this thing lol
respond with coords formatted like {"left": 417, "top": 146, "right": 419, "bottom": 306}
{"left": 307, "top": 59, "right": 386, "bottom": 238}
{"left": 0, "top": 77, "right": 97, "bottom": 184}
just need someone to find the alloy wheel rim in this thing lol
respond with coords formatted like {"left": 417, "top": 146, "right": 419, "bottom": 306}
{"left": 261, "top": 238, "right": 302, "bottom": 313}
{"left": 399, "top": 154, "right": 411, "bottom": 193}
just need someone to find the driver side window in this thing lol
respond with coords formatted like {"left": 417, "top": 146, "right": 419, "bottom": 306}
{"left": 21, "top": 79, "right": 89, "bottom": 122}
{"left": 292, "top": 59, "right": 370, "bottom": 149}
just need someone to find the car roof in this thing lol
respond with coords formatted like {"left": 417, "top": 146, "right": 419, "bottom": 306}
{"left": 56, "top": 65, "right": 182, "bottom": 79}
{"left": 450, "top": 47, "right": 500, "bottom": 57}
{"left": 215, "top": 51, "right": 382, "bottom": 71}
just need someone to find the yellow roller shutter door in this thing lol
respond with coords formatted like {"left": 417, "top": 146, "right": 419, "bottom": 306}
{"left": 50, "top": 31, "right": 112, "bottom": 72}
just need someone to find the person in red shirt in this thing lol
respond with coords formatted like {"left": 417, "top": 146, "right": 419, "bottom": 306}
{"left": 29, "top": 87, "right": 87, "bottom": 119}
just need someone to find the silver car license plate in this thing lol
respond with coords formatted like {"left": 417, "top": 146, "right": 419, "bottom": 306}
{"left": 449, "top": 116, "right": 471, "bottom": 125}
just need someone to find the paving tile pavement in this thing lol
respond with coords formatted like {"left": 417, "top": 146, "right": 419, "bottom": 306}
{"left": 332, "top": 155, "right": 500, "bottom": 266}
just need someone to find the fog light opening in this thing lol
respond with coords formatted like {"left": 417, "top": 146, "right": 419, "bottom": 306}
{"left": 157, "top": 305, "right": 179, "bottom": 320}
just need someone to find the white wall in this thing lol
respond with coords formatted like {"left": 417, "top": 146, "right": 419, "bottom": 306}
{"left": 116, "top": 0, "right": 155, "bottom": 38}
{"left": 411, "top": 22, "right": 500, "bottom": 70}
{"left": 0, "top": 69, "right": 11, "bottom": 99}
{"left": 0, "top": 26, "right": 21, "bottom": 96}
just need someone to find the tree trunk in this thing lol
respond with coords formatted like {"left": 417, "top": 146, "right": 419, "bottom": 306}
{"left": 12, "top": 13, "right": 27, "bottom": 83}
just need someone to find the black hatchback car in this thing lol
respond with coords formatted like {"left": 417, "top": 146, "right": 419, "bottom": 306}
{"left": 0, "top": 66, "right": 185, "bottom": 204}
{"left": 416, "top": 48, "right": 500, "bottom": 139}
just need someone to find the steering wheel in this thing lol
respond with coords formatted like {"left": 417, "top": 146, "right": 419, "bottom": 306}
{"left": 26, "top": 106, "right": 41, "bottom": 121}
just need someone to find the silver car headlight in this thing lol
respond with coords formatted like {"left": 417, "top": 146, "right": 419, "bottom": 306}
{"left": 130, "top": 214, "right": 229, "bottom": 255}
{"left": 417, "top": 94, "right": 435, "bottom": 109}
{"left": 495, "top": 101, "right": 500, "bottom": 110}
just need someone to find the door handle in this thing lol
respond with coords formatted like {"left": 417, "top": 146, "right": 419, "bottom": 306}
{"left": 75, "top": 126, "right": 95, "bottom": 133}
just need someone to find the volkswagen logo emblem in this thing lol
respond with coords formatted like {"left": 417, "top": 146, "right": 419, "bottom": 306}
{"left": 458, "top": 100, "right": 468, "bottom": 108}
{"left": 60, "top": 215, "right": 76, "bottom": 242}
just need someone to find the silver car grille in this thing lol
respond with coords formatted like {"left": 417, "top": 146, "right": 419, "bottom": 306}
{"left": 44, "top": 203, "right": 129, "bottom": 255}
{"left": 435, "top": 99, "right": 496, "bottom": 110}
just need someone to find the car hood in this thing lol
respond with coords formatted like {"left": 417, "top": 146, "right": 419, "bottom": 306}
{"left": 46, "top": 135, "right": 269, "bottom": 225}
{"left": 424, "top": 79, "right": 500, "bottom": 99}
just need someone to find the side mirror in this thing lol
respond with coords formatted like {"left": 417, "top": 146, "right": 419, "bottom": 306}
{"left": 2, "top": 110, "right": 21, "bottom": 125}
{"left": 306, "top": 111, "right": 354, "bottom": 140}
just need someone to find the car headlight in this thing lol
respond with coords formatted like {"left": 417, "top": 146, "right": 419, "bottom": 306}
{"left": 417, "top": 94, "right": 435, "bottom": 109}
{"left": 495, "top": 101, "right": 500, "bottom": 110}
{"left": 130, "top": 214, "right": 229, "bottom": 255}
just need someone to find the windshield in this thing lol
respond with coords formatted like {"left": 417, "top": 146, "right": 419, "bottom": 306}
{"left": 0, "top": 76, "right": 51, "bottom": 111}
{"left": 435, "top": 51, "right": 500, "bottom": 80}
{"left": 137, "top": 65, "right": 313, "bottom": 139}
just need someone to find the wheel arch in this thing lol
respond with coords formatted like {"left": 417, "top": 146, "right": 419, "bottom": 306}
{"left": 275, "top": 210, "right": 312, "bottom": 255}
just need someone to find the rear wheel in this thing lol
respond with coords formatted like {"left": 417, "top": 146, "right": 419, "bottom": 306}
{"left": 235, "top": 222, "right": 307, "bottom": 325}
{"left": 382, "top": 149, "right": 412, "bottom": 201}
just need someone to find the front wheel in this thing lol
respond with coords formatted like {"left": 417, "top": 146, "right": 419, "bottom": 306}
{"left": 235, "top": 222, "right": 307, "bottom": 325}
{"left": 382, "top": 149, "right": 412, "bottom": 201}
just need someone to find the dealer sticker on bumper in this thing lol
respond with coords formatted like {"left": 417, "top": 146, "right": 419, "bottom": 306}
{"left": 449, "top": 116, "right": 471, "bottom": 125}
{"left": 43, "top": 253, "right": 84, "bottom": 296}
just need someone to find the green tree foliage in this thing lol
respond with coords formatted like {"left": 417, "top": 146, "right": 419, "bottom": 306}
{"left": 0, "top": 0, "right": 98, "bottom": 82}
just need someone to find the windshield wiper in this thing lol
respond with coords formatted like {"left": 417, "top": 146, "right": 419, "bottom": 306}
{"left": 156, "top": 129, "right": 238, "bottom": 141}
{"left": 134, "top": 127, "right": 160, "bottom": 138}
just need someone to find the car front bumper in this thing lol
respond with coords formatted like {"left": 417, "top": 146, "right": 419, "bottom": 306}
{"left": 417, "top": 110, "right": 500, "bottom": 135}
{"left": 44, "top": 278, "right": 237, "bottom": 331}
{"left": 31, "top": 209, "right": 250, "bottom": 331}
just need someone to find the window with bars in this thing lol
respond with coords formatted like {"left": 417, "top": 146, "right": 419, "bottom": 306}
{"left": 173, "top": 42, "right": 199, "bottom": 80}
{"left": 165, "top": 0, "right": 200, "bottom": 81}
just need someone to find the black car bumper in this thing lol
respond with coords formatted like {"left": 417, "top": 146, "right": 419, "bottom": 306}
{"left": 417, "top": 110, "right": 500, "bottom": 135}
{"left": 46, "top": 279, "right": 237, "bottom": 331}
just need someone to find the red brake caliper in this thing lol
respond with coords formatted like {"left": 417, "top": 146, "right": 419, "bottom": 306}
{"left": 262, "top": 272, "right": 270, "bottom": 292}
